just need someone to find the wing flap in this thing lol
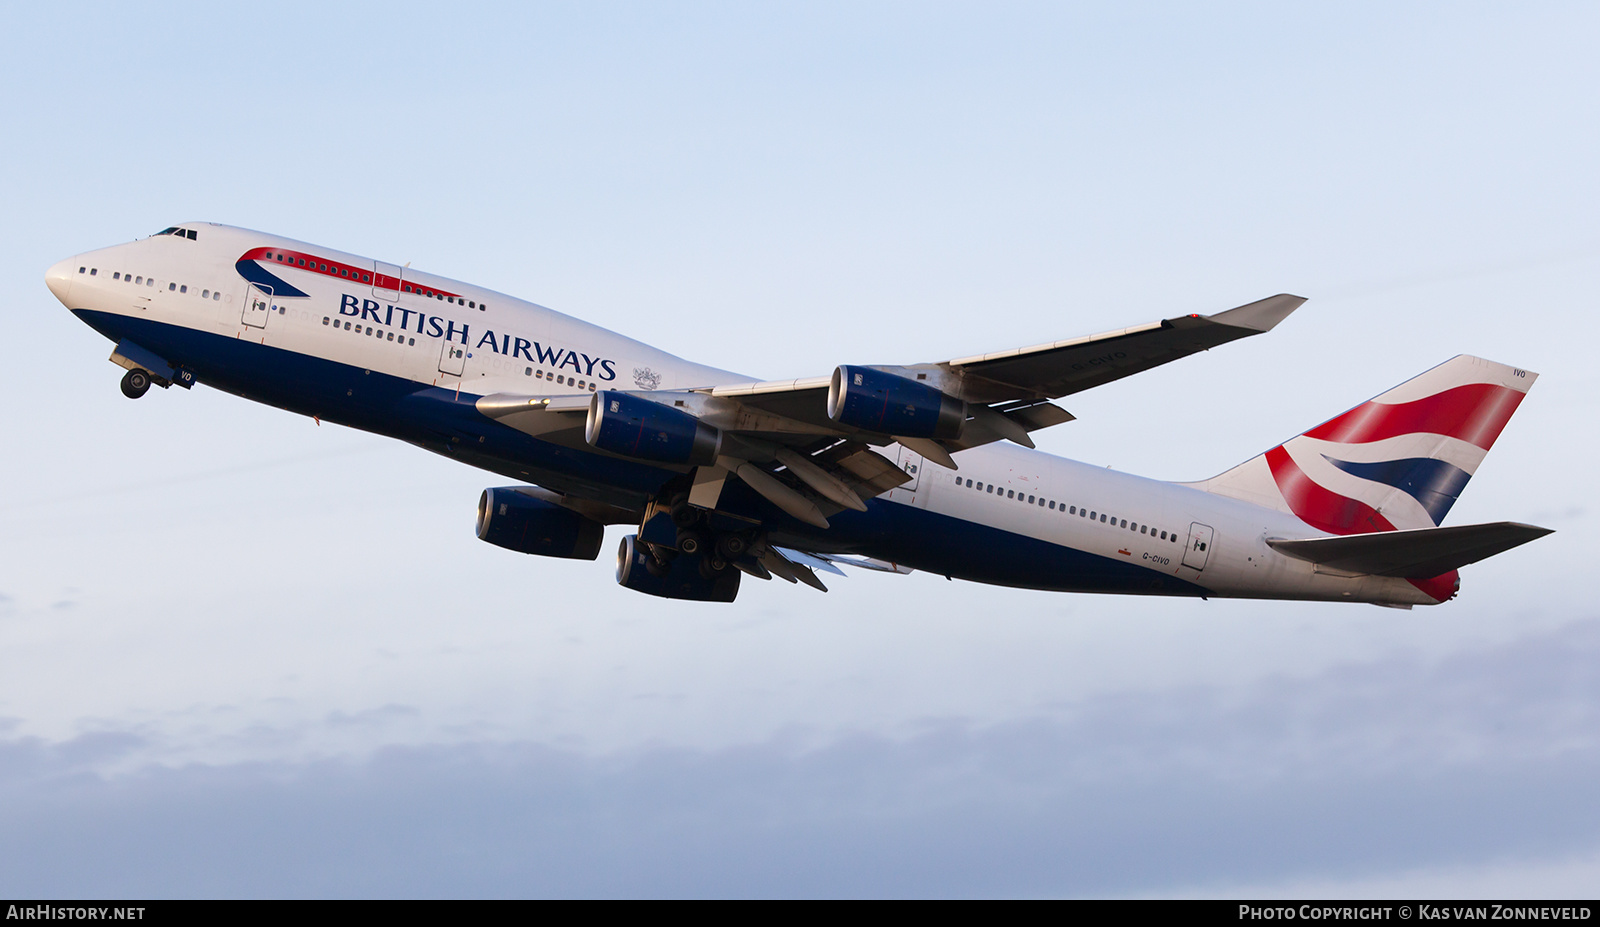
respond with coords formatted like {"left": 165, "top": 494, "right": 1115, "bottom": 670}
{"left": 1266, "top": 521, "right": 1552, "bottom": 578}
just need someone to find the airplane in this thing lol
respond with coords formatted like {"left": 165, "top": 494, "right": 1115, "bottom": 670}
{"left": 44, "top": 222, "right": 1551, "bottom": 607}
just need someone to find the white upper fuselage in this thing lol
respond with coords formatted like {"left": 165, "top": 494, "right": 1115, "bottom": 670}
{"left": 47, "top": 223, "right": 1447, "bottom": 607}
{"left": 49, "top": 222, "right": 743, "bottom": 397}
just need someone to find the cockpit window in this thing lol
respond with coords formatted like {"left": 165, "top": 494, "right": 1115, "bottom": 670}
{"left": 154, "top": 227, "right": 198, "bottom": 240}
{"left": 156, "top": 227, "right": 178, "bottom": 236}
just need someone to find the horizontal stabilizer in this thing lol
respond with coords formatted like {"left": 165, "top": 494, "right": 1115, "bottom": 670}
{"left": 1267, "top": 521, "right": 1552, "bottom": 578}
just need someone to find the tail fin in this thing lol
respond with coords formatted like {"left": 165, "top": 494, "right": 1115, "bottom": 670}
{"left": 1194, "top": 356, "right": 1536, "bottom": 534}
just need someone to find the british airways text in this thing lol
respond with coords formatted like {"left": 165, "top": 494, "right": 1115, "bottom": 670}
{"left": 339, "top": 293, "right": 617, "bottom": 380}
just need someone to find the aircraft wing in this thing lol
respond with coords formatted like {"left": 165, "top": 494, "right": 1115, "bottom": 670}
{"left": 705, "top": 292, "right": 1303, "bottom": 454}
{"left": 478, "top": 293, "right": 1303, "bottom": 527}
{"left": 943, "top": 292, "right": 1305, "bottom": 403}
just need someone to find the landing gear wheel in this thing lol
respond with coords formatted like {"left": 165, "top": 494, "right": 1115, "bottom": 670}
{"left": 716, "top": 533, "right": 748, "bottom": 559}
{"left": 700, "top": 555, "right": 729, "bottom": 580}
{"left": 676, "top": 530, "right": 705, "bottom": 555}
{"left": 644, "top": 542, "right": 676, "bottom": 577}
{"left": 120, "top": 368, "right": 151, "bottom": 399}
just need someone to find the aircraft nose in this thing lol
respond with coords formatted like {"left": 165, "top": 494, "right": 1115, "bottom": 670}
{"left": 45, "top": 257, "right": 77, "bottom": 306}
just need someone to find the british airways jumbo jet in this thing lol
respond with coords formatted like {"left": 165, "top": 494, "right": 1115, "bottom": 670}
{"left": 45, "top": 223, "right": 1550, "bottom": 606}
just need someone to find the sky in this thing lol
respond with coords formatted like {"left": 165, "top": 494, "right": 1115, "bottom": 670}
{"left": 2, "top": 0, "right": 1597, "bottom": 898}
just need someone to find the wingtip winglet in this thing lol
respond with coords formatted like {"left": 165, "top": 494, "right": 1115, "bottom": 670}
{"left": 1209, "top": 293, "right": 1307, "bottom": 333}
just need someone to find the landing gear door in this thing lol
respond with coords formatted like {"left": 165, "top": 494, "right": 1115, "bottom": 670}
{"left": 1182, "top": 522, "right": 1215, "bottom": 571}
{"left": 439, "top": 339, "right": 467, "bottom": 376}
{"left": 242, "top": 283, "right": 272, "bottom": 329}
{"left": 373, "top": 261, "right": 402, "bottom": 300}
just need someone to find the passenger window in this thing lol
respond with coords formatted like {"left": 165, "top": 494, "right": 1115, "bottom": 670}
{"left": 180, "top": 285, "right": 187, "bottom": 293}
{"left": 78, "top": 266, "right": 85, "bottom": 274}
{"left": 1006, "top": 490, "right": 1014, "bottom": 499}
{"left": 147, "top": 278, "right": 154, "bottom": 287}
{"left": 408, "top": 338, "right": 415, "bottom": 346}
{"left": 469, "top": 301, "right": 476, "bottom": 309}
{"left": 1121, "top": 520, "right": 1127, "bottom": 528}
{"left": 201, "top": 288, "right": 208, "bottom": 296}
{"left": 387, "top": 332, "right": 394, "bottom": 341}
{"left": 297, "top": 258, "right": 305, "bottom": 266}
{"left": 168, "top": 283, "right": 176, "bottom": 291}
{"left": 114, "top": 273, "right": 122, "bottom": 280}
{"left": 536, "top": 370, "right": 544, "bottom": 379}
{"left": 213, "top": 292, "right": 220, "bottom": 301}
{"left": 135, "top": 276, "right": 142, "bottom": 284}
{"left": 1069, "top": 506, "right": 1075, "bottom": 514}
{"left": 340, "top": 269, "right": 348, "bottom": 277}
{"left": 363, "top": 275, "right": 371, "bottom": 282}
{"left": 1027, "top": 495, "right": 1034, "bottom": 503}
{"left": 525, "top": 367, "right": 532, "bottom": 376}
{"left": 323, "top": 318, "right": 329, "bottom": 325}
{"left": 89, "top": 268, "right": 96, "bottom": 275}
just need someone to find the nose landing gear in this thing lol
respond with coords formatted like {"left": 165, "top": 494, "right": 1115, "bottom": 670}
{"left": 120, "top": 368, "right": 151, "bottom": 399}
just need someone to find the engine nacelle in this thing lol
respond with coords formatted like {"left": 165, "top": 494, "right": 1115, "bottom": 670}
{"left": 476, "top": 487, "right": 605, "bottom": 560}
{"left": 586, "top": 391, "right": 721, "bottom": 466}
{"left": 616, "top": 535, "right": 740, "bottom": 602}
{"left": 827, "top": 365, "right": 965, "bottom": 439}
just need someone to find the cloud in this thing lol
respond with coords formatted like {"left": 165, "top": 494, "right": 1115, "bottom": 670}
{"left": 0, "top": 620, "right": 1595, "bottom": 898}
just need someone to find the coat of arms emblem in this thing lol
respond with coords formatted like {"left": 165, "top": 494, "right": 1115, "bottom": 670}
{"left": 633, "top": 367, "right": 662, "bottom": 390}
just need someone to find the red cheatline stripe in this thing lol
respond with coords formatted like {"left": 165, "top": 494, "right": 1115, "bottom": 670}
{"left": 237, "top": 247, "right": 463, "bottom": 299}
{"left": 1266, "top": 445, "right": 1396, "bottom": 536}
{"left": 1301, "top": 383, "right": 1524, "bottom": 451}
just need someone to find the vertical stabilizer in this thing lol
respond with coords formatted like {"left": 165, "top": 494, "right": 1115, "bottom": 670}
{"left": 1191, "top": 356, "right": 1536, "bottom": 534}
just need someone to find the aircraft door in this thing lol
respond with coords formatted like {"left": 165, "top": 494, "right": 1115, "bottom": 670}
{"left": 242, "top": 283, "right": 273, "bottom": 329}
{"left": 373, "top": 261, "right": 402, "bottom": 300}
{"left": 1182, "top": 522, "right": 1215, "bottom": 571}
{"left": 888, "top": 444, "right": 923, "bottom": 504}
{"left": 439, "top": 338, "right": 467, "bottom": 376}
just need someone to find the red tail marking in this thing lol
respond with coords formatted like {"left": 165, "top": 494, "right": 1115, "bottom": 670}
{"left": 1266, "top": 446, "right": 1397, "bottom": 536}
{"left": 1408, "top": 571, "right": 1459, "bottom": 603}
{"left": 1302, "top": 383, "right": 1524, "bottom": 450}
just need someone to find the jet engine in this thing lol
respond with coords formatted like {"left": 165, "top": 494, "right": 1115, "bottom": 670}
{"left": 827, "top": 365, "right": 965, "bottom": 439}
{"left": 476, "top": 487, "right": 605, "bottom": 560}
{"left": 616, "top": 534, "right": 741, "bottom": 602}
{"left": 586, "top": 391, "right": 721, "bottom": 465}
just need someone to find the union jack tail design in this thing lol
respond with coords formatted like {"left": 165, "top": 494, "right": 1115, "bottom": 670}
{"left": 1196, "top": 356, "right": 1537, "bottom": 535}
